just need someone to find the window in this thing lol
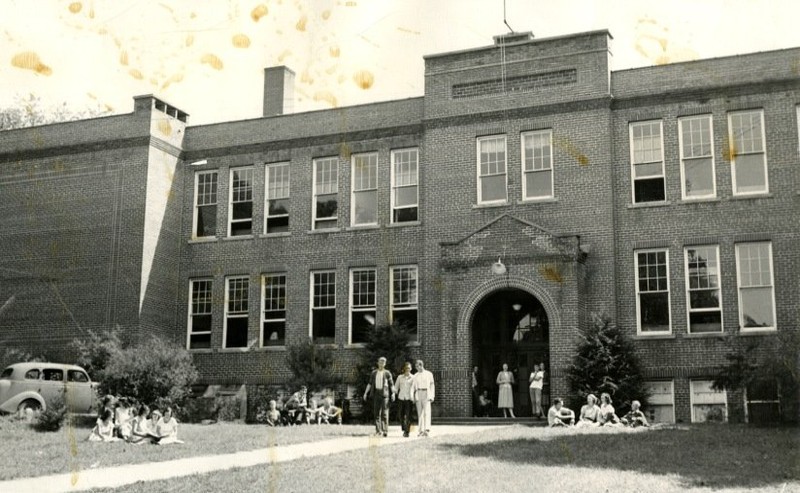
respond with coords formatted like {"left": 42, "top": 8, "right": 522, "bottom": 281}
{"left": 351, "top": 153, "right": 378, "bottom": 226}
{"left": 629, "top": 121, "right": 665, "bottom": 203}
{"left": 261, "top": 274, "right": 286, "bottom": 346}
{"left": 229, "top": 167, "right": 254, "bottom": 236}
{"left": 643, "top": 381, "right": 675, "bottom": 423}
{"left": 67, "top": 370, "right": 89, "bottom": 383}
{"left": 521, "top": 130, "right": 553, "bottom": 200}
{"left": 43, "top": 369, "right": 63, "bottom": 381}
{"left": 188, "top": 279, "right": 213, "bottom": 349}
{"left": 679, "top": 115, "right": 715, "bottom": 199}
{"left": 23, "top": 369, "right": 39, "bottom": 380}
{"left": 685, "top": 246, "right": 722, "bottom": 333}
{"left": 349, "top": 268, "right": 376, "bottom": 344}
{"left": 477, "top": 136, "right": 507, "bottom": 204}
{"left": 224, "top": 276, "right": 249, "bottom": 348}
{"left": 193, "top": 171, "right": 217, "bottom": 238}
{"left": 391, "top": 148, "right": 418, "bottom": 223}
{"left": 735, "top": 242, "right": 776, "bottom": 330}
{"left": 690, "top": 380, "right": 727, "bottom": 422}
{"left": 729, "top": 110, "right": 768, "bottom": 195}
{"left": 390, "top": 265, "right": 418, "bottom": 341}
{"left": 311, "top": 271, "right": 336, "bottom": 343}
{"left": 635, "top": 249, "right": 670, "bottom": 333}
{"left": 265, "top": 163, "right": 290, "bottom": 234}
{"left": 745, "top": 379, "right": 781, "bottom": 424}
{"left": 313, "top": 157, "right": 339, "bottom": 229}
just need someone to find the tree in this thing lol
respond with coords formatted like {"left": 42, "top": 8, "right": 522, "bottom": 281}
{"left": 285, "top": 339, "right": 341, "bottom": 394}
{"left": 0, "top": 94, "right": 109, "bottom": 131}
{"left": 71, "top": 327, "right": 124, "bottom": 380}
{"left": 566, "top": 313, "right": 650, "bottom": 415}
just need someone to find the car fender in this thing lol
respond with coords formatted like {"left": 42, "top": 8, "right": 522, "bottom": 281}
{"left": 0, "top": 391, "right": 46, "bottom": 414}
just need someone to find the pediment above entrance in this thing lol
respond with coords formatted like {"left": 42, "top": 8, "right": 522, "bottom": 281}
{"left": 440, "top": 213, "right": 584, "bottom": 269}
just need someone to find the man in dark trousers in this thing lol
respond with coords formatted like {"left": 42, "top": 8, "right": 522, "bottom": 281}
{"left": 363, "top": 356, "right": 395, "bottom": 437}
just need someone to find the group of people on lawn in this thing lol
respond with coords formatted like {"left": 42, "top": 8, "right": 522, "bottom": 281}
{"left": 261, "top": 387, "right": 343, "bottom": 426}
{"left": 88, "top": 395, "right": 183, "bottom": 444}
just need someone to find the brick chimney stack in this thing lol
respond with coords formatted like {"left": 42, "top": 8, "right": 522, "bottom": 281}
{"left": 263, "top": 66, "right": 295, "bottom": 117}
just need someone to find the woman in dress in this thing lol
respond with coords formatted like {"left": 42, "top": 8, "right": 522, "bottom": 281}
{"left": 128, "top": 405, "right": 155, "bottom": 444}
{"left": 576, "top": 393, "right": 601, "bottom": 427}
{"left": 528, "top": 364, "right": 544, "bottom": 418}
{"left": 496, "top": 363, "right": 516, "bottom": 418}
{"left": 155, "top": 407, "right": 184, "bottom": 444}
{"left": 87, "top": 409, "right": 118, "bottom": 442}
{"left": 598, "top": 392, "right": 621, "bottom": 426}
{"left": 114, "top": 397, "right": 133, "bottom": 440}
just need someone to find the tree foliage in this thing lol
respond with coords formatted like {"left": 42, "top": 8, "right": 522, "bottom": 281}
{"left": 0, "top": 94, "right": 110, "bottom": 131}
{"left": 285, "top": 339, "right": 341, "bottom": 394}
{"left": 566, "top": 313, "right": 649, "bottom": 415}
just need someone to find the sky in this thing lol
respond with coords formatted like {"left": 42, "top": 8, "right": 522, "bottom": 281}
{"left": 2, "top": 0, "right": 799, "bottom": 126}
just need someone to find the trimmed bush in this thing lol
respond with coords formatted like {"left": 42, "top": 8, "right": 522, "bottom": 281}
{"left": 32, "top": 396, "right": 66, "bottom": 432}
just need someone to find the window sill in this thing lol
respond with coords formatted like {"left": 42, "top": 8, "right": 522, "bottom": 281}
{"left": 307, "top": 228, "right": 341, "bottom": 235}
{"left": 188, "top": 348, "right": 213, "bottom": 354}
{"left": 222, "top": 235, "right": 254, "bottom": 242}
{"left": 680, "top": 197, "right": 719, "bottom": 204}
{"left": 312, "top": 343, "right": 339, "bottom": 349}
{"left": 729, "top": 193, "right": 773, "bottom": 201}
{"left": 253, "top": 346, "right": 287, "bottom": 351}
{"left": 387, "top": 220, "right": 421, "bottom": 228}
{"left": 188, "top": 237, "right": 218, "bottom": 244}
{"left": 219, "top": 347, "right": 250, "bottom": 353}
{"left": 627, "top": 201, "right": 671, "bottom": 209}
{"left": 633, "top": 333, "right": 675, "bottom": 340}
{"left": 517, "top": 197, "right": 557, "bottom": 205}
{"left": 259, "top": 232, "right": 291, "bottom": 238}
{"left": 738, "top": 328, "right": 778, "bottom": 336}
{"left": 345, "top": 343, "right": 368, "bottom": 349}
{"left": 683, "top": 332, "right": 726, "bottom": 339}
{"left": 345, "top": 224, "right": 380, "bottom": 232}
{"left": 472, "top": 201, "right": 510, "bottom": 209}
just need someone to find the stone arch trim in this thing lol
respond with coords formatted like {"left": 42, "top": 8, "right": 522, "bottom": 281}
{"left": 457, "top": 275, "right": 562, "bottom": 338}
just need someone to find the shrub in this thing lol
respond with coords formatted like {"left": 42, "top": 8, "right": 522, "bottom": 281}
{"left": 0, "top": 346, "right": 43, "bottom": 370}
{"left": 566, "top": 313, "right": 650, "bottom": 415}
{"left": 32, "top": 396, "right": 67, "bottom": 432}
{"left": 71, "top": 327, "right": 124, "bottom": 380}
{"left": 285, "top": 340, "right": 341, "bottom": 394}
{"left": 215, "top": 396, "right": 242, "bottom": 421}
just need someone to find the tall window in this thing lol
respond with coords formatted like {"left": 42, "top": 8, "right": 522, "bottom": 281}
{"left": 635, "top": 249, "right": 670, "bottom": 333}
{"left": 188, "top": 279, "right": 212, "bottom": 349}
{"left": 729, "top": 110, "right": 768, "bottom": 195}
{"left": 193, "top": 171, "right": 217, "bottom": 238}
{"left": 390, "top": 266, "right": 418, "bottom": 341}
{"left": 679, "top": 115, "right": 715, "bottom": 199}
{"left": 349, "top": 268, "right": 376, "bottom": 344}
{"left": 391, "top": 148, "right": 418, "bottom": 223}
{"left": 735, "top": 242, "right": 776, "bottom": 331}
{"left": 643, "top": 381, "right": 675, "bottom": 424}
{"left": 229, "top": 167, "right": 254, "bottom": 236}
{"left": 521, "top": 130, "right": 553, "bottom": 200}
{"left": 310, "top": 271, "right": 336, "bottom": 343}
{"left": 477, "top": 136, "right": 507, "bottom": 204}
{"left": 685, "top": 246, "right": 722, "bottom": 333}
{"left": 629, "top": 121, "right": 665, "bottom": 203}
{"left": 313, "top": 157, "right": 338, "bottom": 230}
{"left": 690, "top": 380, "right": 727, "bottom": 423}
{"left": 224, "top": 276, "right": 249, "bottom": 348}
{"left": 261, "top": 274, "right": 286, "bottom": 346}
{"left": 351, "top": 153, "right": 378, "bottom": 226}
{"left": 265, "top": 163, "right": 290, "bottom": 234}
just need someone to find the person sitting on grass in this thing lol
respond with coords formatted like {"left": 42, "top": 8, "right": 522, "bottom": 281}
{"left": 547, "top": 398, "right": 575, "bottom": 427}
{"left": 598, "top": 392, "right": 622, "bottom": 427}
{"left": 154, "top": 407, "right": 184, "bottom": 444}
{"left": 620, "top": 400, "right": 650, "bottom": 428}
{"left": 284, "top": 386, "right": 309, "bottom": 425}
{"left": 306, "top": 398, "right": 324, "bottom": 424}
{"left": 265, "top": 400, "right": 283, "bottom": 427}
{"left": 128, "top": 405, "right": 156, "bottom": 444}
{"left": 88, "top": 409, "right": 119, "bottom": 442}
{"left": 477, "top": 390, "right": 493, "bottom": 417}
{"left": 576, "top": 394, "right": 601, "bottom": 428}
{"left": 319, "top": 397, "right": 343, "bottom": 425}
{"left": 114, "top": 397, "right": 133, "bottom": 440}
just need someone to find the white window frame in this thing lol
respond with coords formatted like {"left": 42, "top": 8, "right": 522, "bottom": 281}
{"left": 260, "top": 273, "right": 287, "bottom": 347}
{"left": 312, "top": 157, "right": 339, "bottom": 230}
{"left": 684, "top": 245, "right": 723, "bottom": 334}
{"left": 728, "top": 109, "right": 768, "bottom": 196}
{"left": 187, "top": 278, "right": 213, "bottom": 350}
{"left": 735, "top": 242, "right": 777, "bottom": 332}
{"left": 264, "top": 162, "right": 290, "bottom": 234}
{"left": 192, "top": 171, "right": 218, "bottom": 239}
{"left": 520, "top": 129, "right": 554, "bottom": 200}
{"left": 348, "top": 268, "right": 377, "bottom": 345}
{"left": 678, "top": 115, "right": 716, "bottom": 200}
{"left": 690, "top": 379, "right": 728, "bottom": 423}
{"left": 390, "top": 265, "right": 419, "bottom": 342}
{"left": 476, "top": 135, "right": 508, "bottom": 205}
{"left": 643, "top": 380, "right": 675, "bottom": 424}
{"left": 228, "top": 166, "right": 254, "bottom": 237}
{"left": 634, "top": 248, "right": 671, "bottom": 335}
{"left": 309, "top": 270, "right": 336, "bottom": 342}
{"left": 629, "top": 120, "right": 665, "bottom": 203}
{"left": 223, "top": 276, "right": 249, "bottom": 349}
{"left": 390, "top": 147, "right": 419, "bottom": 224}
{"left": 350, "top": 152, "right": 379, "bottom": 226}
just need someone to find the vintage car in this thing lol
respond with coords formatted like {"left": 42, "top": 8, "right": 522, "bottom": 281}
{"left": 0, "top": 362, "right": 98, "bottom": 415}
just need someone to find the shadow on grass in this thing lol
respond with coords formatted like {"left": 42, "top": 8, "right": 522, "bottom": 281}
{"left": 439, "top": 425, "right": 799, "bottom": 489}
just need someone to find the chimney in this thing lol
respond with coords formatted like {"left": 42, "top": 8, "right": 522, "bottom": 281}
{"left": 493, "top": 31, "right": 534, "bottom": 45}
{"left": 263, "top": 66, "right": 295, "bottom": 117}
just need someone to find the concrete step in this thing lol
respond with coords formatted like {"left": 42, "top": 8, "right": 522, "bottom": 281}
{"left": 432, "top": 416, "right": 549, "bottom": 426}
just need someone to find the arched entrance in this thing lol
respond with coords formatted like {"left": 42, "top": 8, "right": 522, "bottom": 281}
{"left": 472, "top": 288, "right": 550, "bottom": 417}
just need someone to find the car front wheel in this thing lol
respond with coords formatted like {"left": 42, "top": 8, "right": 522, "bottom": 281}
{"left": 17, "top": 399, "right": 42, "bottom": 419}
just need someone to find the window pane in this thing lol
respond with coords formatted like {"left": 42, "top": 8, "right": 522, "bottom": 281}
{"left": 351, "top": 310, "right": 376, "bottom": 344}
{"left": 196, "top": 205, "right": 217, "bottom": 237}
{"left": 190, "top": 333, "right": 211, "bottom": 349}
{"left": 634, "top": 178, "right": 665, "bottom": 203}
{"left": 232, "top": 201, "right": 252, "bottom": 220}
{"left": 684, "top": 158, "right": 714, "bottom": 197}
{"left": 525, "top": 170, "right": 552, "bottom": 198}
{"left": 690, "top": 289, "right": 720, "bottom": 309}
{"left": 741, "top": 287, "right": 774, "bottom": 327}
{"left": 394, "top": 207, "right": 417, "bottom": 223}
{"left": 225, "top": 317, "right": 248, "bottom": 348}
{"left": 640, "top": 292, "right": 669, "bottom": 332}
{"left": 689, "top": 311, "right": 722, "bottom": 333}
{"left": 353, "top": 190, "right": 377, "bottom": 224}
{"left": 395, "top": 186, "right": 417, "bottom": 207}
{"left": 734, "top": 154, "right": 766, "bottom": 194}
{"left": 481, "top": 175, "right": 506, "bottom": 202}
{"left": 268, "top": 198, "right": 289, "bottom": 216}
{"left": 191, "top": 314, "right": 212, "bottom": 333}
{"left": 316, "top": 196, "right": 338, "bottom": 220}
{"left": 263, "top": 320, "right": 285, "bottom": 346}
{"left": 266, "top": 215, "right": 289, "bottom": 234}
{"left": 312, "top": 309, "right": 336, "bottom": 342}
{"left": 392, "top": 309, "right": 418, "bottom": 338}
{"left": 230, "top": 220, "right": 252, "bottom": 236}
{"left": 634, "top": 162, "right": 663, "bottom": 178}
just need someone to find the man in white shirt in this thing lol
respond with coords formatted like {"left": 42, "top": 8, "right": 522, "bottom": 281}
{"left": 363, "top": 356, "right": 395, "bottom": 437}
{"left": 411, "top": 359, "right": 435, "bottom": 437}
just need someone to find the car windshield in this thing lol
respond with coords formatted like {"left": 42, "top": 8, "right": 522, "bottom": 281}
{"left": 0, "top": 368, "right": 12, "bottom": 379}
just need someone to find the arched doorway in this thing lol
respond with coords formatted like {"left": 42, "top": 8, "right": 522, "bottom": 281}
{"left": 472, "top": 288, "right": 550, "bottom": 417}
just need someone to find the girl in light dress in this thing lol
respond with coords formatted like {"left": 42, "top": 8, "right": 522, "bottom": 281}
{"left": 576, "top": 393, "right": 601, "bottom": 427}
{"left": 128, "top": 405, "right": 157, "bottom": 444}
{"left": 496, "top": 363, "right": 516, "bottom": 418}
{"left": 154, "top": 407, "right": 184, "bottom": 444}
{"left": 598, "top": 392, "right": 622, "bottom": 426}
{"left": 87, "top": 409, "right": 119, "bottom": 442}
{"left": 114, "top": 397, "right": 133, "bottom": 440}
